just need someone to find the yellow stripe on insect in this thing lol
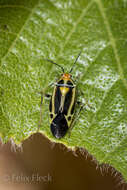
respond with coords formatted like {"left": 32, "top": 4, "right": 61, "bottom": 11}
{"left": 60, "top": 86, "right": 69, "bottom": 96}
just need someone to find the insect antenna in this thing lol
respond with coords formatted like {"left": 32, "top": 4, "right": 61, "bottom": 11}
{"left": 69, "top": 51, "right": 82, "bottom": 73}
{"left": 45, "top": 59, "right": 64, "bottom": 73}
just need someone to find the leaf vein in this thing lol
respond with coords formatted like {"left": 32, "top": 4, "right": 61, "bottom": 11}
{"left": 0, "top": 1, "right": 40, "bottom": 64}
{"left": 94, "top": 0, "right": 127, "bottom": 89}
{"left": 59, "top": 0, "right": 94, "bottom": 57}
{"left": 0, "top": 5, "right": 31, "bottom": 11}
{"left": 85, "top": 78, "right": 119, "bottom": 135}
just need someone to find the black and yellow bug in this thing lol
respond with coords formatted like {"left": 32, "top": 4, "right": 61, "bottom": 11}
{"left": 46, "top": 52, "right": 81, "bottom": 139}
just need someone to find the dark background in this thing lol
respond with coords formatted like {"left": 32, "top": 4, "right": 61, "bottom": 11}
{"left": 0, "top": 133, "right": 126, "bottom": 190}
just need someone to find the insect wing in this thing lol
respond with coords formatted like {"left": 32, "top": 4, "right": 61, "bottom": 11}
{"left": 50, "top": 113, "right": 68, "bottom": 139}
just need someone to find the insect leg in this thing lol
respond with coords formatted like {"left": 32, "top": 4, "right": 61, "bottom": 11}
{"left": 37, "top": 91, "right": 44, "bottom": 131}
{"left": 68, "top": 102, "right": 86, "bottom": 137}
{"left": 37, "top": 90, "right": 51, "bottom": 132}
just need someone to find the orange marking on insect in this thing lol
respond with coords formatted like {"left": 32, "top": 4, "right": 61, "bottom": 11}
{"left": 61, "top": 73, "right": 71, "bottom": 80}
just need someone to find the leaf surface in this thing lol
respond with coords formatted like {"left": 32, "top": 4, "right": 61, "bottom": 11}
{"left": 0, "top": 0, "right": 127, "bottom": 181}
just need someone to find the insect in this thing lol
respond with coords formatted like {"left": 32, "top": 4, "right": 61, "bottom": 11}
{"left": 45, "top": 52, "right": 82, "bottom": 139}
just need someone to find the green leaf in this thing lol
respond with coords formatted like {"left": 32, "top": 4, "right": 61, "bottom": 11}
{"left": 0, "top": 0, "right": 127, "bottom": 181}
